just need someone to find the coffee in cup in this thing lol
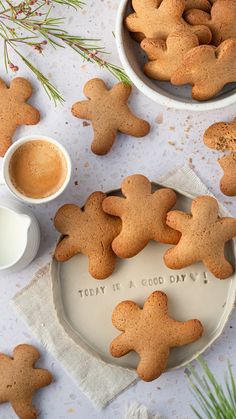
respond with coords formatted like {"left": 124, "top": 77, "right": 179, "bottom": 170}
{"left": 9, "top": 139, "right": 68, "bottom": 199}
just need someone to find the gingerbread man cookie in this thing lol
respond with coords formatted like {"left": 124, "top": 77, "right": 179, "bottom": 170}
{"left": 204, "top": 117, "right": 236, "bottom": 152}
{"left": 171, "top": 39, "right": 236, "bottom": 100}
{"left": 54, "top": 192, "right": 121, "bottom": 279}
{"left": 185, "top": 0, "right": 236, "bottom": 45}
{"left": 0, "top": 344, "right": 52, "bottom": 419}
{"left": 164, "top": 196, "right": 236, "bottom": 278}
{"left": 125, "top": 0, "right": 212, "bottom": 44}
{"left": 71, "top": 78, "right": 150, "bottom": 155}
{"left": 102, "top": 175, "right": 181, "bottom": 258}
{"left": 141, "top": 31, "right": 199, "bottom": 81}
{"left": 0, "top": 78, "right": 40, "bottom": 157}
{"left": 219, "top": 153, "right": 236, "bottom": 196}
{"left": 110, "top": 291, "right": 203, "bottom": 381}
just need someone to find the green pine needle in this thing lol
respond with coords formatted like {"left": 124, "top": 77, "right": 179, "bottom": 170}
{"left": 0, "top": 0, "right": 129, "bottom": 104}
{"left": 186, "top": 357, "right": 236, "bottom": 419}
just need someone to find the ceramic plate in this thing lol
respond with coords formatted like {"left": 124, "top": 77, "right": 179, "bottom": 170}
{"left": 115, "top": 0, "right": 236, "bottom": 111}
{"left": 51, "top": 185, "right": 236, "bottom": 371}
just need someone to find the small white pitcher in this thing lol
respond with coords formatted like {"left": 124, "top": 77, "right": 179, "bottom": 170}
{"left": 0, "top": 198, "right": 40, "bottom": 272}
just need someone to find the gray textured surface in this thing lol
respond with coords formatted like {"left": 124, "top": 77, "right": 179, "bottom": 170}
{"left": 0, "top": 1, "right": 236, "bottom": 417}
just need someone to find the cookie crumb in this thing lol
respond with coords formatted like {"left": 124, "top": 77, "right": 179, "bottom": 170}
{"left": 155, "top": 113, "right": 163, "bottom": 124}
{"left": 82, "top": 121, "right": 90, "bottom": 127}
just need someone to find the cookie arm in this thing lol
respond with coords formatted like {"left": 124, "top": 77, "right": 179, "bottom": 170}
{"left": 166, "top": 210, "right": 190, "bottom": 232}
{"left": 168, "top": 319, "right": 203, "bottom": 347}
{"left": 102, "top": 196, "right": 126, "bottom": 217}
{"left": 12, "top": 398, "right": 37, "bottom": 419}
{"left": 118, "top": 110, "right": 150, "bottom": 137}
{"left": 54, "top": 236, "right": 81, "bottom": 261}
{"left": 110, "top": 334, "right": 132, "bottom": 357}
{"left": 71, "top": 100, "right": 92, "bottom": 120}
{"left": 110, "top": 83, "right": 132, "bottom": 102}
{"left": 125, "top": 13, "right": 143, "bottom": 33}
{"left": 185, "top": 9, "right": 210, "bottom": 26}
{"left": 33, "top": 368, "right": 53, "bottom": 389}
{"left": 220, "top": 218, "right": 236, "bottom": 241}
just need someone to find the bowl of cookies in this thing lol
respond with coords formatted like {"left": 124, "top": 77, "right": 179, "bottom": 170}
{"left": 116, "top": 0, "right": 236, "bottom": 110}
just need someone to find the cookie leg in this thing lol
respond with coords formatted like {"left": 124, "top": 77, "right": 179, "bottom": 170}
{"left": 88, "top": 249, "right": 116, "bottom": 279}
{"left": 110, "top": 334, "right": 132, "bottom": 357}
{"left": 137, "top": 347, "right": 169, "bottom": 381}
{"left": 12, "top": 398, "right": 37, "bottom": 419}
{"left": 203, "top": 255, "right": 233, "bottom": 279}
{"left": 119, "top": 111, "right": 150, "bottom": 137}
{"left": 91, "top": 124, "right": 117, "bottom": 155}
{"left": 112, "top": 230, "right": 148, "bottom": 258}
{"left": 164, "top": 246, "right": 197, "bottom": 270}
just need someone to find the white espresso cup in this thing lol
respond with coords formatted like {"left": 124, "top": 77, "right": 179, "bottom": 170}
{"left": 1, "top": 135, "right": 72, "bottom": 204}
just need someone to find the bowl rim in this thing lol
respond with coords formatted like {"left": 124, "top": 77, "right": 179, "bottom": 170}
{"left": 115, "top": 0, "right": 236, "bottom": 111}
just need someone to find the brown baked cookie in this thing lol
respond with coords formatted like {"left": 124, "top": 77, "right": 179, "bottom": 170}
{"left": 0, "top": 344, "right": 52, "bottom": 419}
{"left": 219, "top": 153, "right": 236, "bottom": 196}
{"left": 54, "top": 192, "right": 121, "bottom": 279}
{"left": 171, "top": 39, "right": 236, "bottom": 100}
{"left": 71, "top": 79, "right": 150, "bottom": 155}
{"left": 125, "top": 0, "right": 212, "bottom": 44}
{"left": 164, "top": 196, "right": 236, "bottom": 279}
{"left": 204, "top": 117, "right": 236, "bottom": 152}
{"left": 185, "top": 0, "right": 211, "bottom": 11}
{"left": 141, "top": 31, "right": 199, "bottom": 81}
{"left": 0, "top": 78, "right": 40, "bottom": 157}
{"left": 102, "top": 174, "right": 180, "bottom": 258}
{"left": 185, "top": 0, "right": 236, "bottom": 45}
{"left": 129, "top": 0, "right": 211, "bottom": 42}
{"left": 110, "top": 291, "right": 203, "bottom": 381}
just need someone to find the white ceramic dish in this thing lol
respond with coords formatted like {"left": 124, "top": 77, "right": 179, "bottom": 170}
{"left": 2, "top": 135, "right": 72, "bottom": 205}
{"left": 116, "top": 0, "right": 236, "bottom": 111}
{"left": 51, "top": 185, "right": 236, "bottom": 372}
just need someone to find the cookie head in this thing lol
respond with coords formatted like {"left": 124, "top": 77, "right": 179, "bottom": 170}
{"left": 191, "top": 196, "right": 219, "bottom": 220}
{"left": 83, "top": 78, "right": 108, "bottom": 99}
{"left": 121, "top": 174, "right": 152, "bottom": 197}
{"left": 204, "top": 118, "right": 236, "bottom": 152}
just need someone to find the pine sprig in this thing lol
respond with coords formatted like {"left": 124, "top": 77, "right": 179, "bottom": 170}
{"left": 0, "top": 0, "right": 129, "bottom": 104}
{"left": 186, "top": 357, "right": 236, "bottom": 419}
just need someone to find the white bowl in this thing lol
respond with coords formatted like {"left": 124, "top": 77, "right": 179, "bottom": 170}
{"left": 116, "top": 0, "right": 236, "bottom": 111}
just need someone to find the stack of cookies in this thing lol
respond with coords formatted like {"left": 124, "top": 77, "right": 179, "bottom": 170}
{"left": 125, "top": 0, "right": 236, "bottom": 100}
{"left": 54, "top": 174, "right": 236, "bottom": 381}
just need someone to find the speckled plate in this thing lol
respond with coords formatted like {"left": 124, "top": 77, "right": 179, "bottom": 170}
{"left": 51, "top": 185, "right": 236, "bottom": 372}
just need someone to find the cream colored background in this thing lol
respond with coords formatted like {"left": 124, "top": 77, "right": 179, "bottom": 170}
{"left": 0, "top": 0, "right": 236, "bottom": 417}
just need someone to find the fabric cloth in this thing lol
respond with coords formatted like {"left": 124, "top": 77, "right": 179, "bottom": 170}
{"left": 12, "top": 166, "right": 232, "bottom": 410}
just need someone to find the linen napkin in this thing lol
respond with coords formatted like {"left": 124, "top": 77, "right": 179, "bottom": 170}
{"left": 12, "top": 166, "right": 232, "bottom": 410}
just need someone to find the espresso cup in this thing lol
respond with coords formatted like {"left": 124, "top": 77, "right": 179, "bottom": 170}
{"left": 1, "top": 135, "right": 72, "bottom": 204}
